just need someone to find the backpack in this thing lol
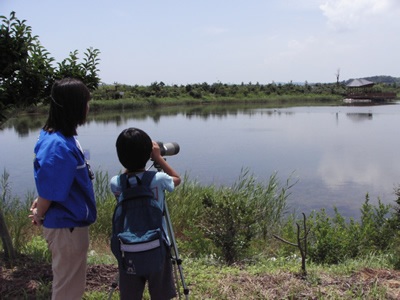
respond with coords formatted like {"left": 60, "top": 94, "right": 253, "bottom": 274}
{"left": 110, "top": 171, "right": 167, "bottom": 276}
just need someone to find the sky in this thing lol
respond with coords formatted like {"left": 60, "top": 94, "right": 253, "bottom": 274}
{"left": 1, "top": 0, "right": 400, "bottom": 85}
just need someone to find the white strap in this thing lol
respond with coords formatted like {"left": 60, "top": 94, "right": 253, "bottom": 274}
{"left": 120, "top": 239, "right": 160, "bottom": 252}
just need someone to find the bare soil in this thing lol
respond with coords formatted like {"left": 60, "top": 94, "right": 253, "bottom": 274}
{"left": 0, "top": 253, "right": 118, "bottom": 299}
{"left": 2, "top": 253, "right": 400, "bottom": 299}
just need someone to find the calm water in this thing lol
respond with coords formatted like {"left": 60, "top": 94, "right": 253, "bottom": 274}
{"left": 2, "top": 103, "right": 400, "bottom": 219}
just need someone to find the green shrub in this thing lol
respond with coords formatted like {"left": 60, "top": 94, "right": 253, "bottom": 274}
{"left": 197, "top": 170, "right": 292, "bottom": 264}
{"left": 1, "top": 169, "right": 36, "bottom": 253}
{"left": 307, "top": 208, "right": 355, "bottom": 264}
{"left": 22, "top": 235, "right": 51, "bottom": 262}
{"left": 200, "top": 188, "right": 258, "bottom": 264}
{"left": 307, "top": 195, "right": 394, "bottom": 265}
{"left": 358, "top": 195, "right": 392, "bottom": 253}
{"left": 167, "top": 175, "right": 217, "bottom": 256}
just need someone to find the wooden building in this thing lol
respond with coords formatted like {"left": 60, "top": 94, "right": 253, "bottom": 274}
{"left": 344, "top": 79, "right": 396, "bottom": 103}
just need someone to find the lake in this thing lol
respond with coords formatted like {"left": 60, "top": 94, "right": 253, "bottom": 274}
{"left": 1, "top": 103, "right": 400, "bottom": 219}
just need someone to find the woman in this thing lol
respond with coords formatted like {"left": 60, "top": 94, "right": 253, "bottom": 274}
{"left": 29, "top": 78, "right": 97, "bottom": 300}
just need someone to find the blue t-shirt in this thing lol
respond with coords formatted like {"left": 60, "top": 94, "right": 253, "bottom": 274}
{"left": 110, "top": 171, "right": 174, "bottom": 243}
{"left": 33, "top": 129, "right": 97, "bottom": 228}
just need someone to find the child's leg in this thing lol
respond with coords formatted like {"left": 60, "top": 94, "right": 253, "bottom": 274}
{"left": 119, "top": 272, "right": 146, "bottom": 300}
{"left": 147, "top": 248, "right": 177, "bottom": 300}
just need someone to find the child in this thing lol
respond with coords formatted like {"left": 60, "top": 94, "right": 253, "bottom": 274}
{"left": 110, "top": 127, "right": 181, "bottom": 300}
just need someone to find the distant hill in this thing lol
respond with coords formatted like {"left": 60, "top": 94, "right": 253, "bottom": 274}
{"left": 346, "top": 75, "right": 400, "bottom": 85}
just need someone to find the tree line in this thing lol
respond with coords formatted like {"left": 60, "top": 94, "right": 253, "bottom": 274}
{"left": 92, "top": 80, "right": 348, "bottom": 101}
{"left": 91, "top": 77, "right": 400, "bottom": 103}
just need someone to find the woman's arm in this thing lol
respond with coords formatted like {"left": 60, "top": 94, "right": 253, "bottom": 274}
{"left": 29, "top": 196, "right": 52, "bottom": 226}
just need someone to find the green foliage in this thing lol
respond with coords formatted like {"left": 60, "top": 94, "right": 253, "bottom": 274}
{"left": 22, "top": 235, "right": 51, "bottom": 262}
{"left": 89, "top": 171, "right": 115, "bottom": 243}
{"left": 305, "top": 195, "right": 394, "bottom": 264}
{"left": 198, "top": 170, "right": 292, "bottom": 264}
{"left": 167, "top": 175, "right": 216, "bottom": 256}
{"left": 0, "top": 169, "right": 36, "bottom": 253}
{"left": 358, "top": 195, "right": 392, "bottom": 252}
{"left": 0, "top": 11, "right": 101, "bottom": 116}
{"left": 232, "top": 170, "right": 293, "bottom": 241}
{"left": 276, "top": 214, "right": 299, "bottom": 256}
{"left": 3, "top": 196, "right": 34, "bottom": 251}
{"left": 91, "top": 81, "right": 349, "bottom": 103}
{"left": 0, "top": 11, "right": 54, "bottom": 108}
{"left": 200, "top": 187, "right": 258, "bottom": 264}
{"left": 385, "top": 185, "right": 400, "bottom": 269}
{"left": 90, "top": 76, "right": 400, "bottom": 105}
{"left": 387, "top": 236, "right": 400, "bottom": 270}
{"left": 56, "top": 48, "right": 101, "bottom": 91}
{"left": 306, "top": 208, "right": 355, "bottom": 264}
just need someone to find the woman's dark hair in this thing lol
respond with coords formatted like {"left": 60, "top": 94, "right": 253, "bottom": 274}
{"left": 116, "top": 128, "right": 153, "bottom": 172}
{"left": 43, "top": 78, "right": 91, "bottom": 136}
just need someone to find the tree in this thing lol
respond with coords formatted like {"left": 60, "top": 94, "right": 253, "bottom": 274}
{"left": 55, "top": 47, "right": 101, "bottom": 91}
{"left": 335, "top": 68, "right": 340, "bottom": 85}
{"left": 0, "top": 11, "right": 54, "bottom": 108}
{"left": 0, "top": 11, "right": 101, "bottom": 112}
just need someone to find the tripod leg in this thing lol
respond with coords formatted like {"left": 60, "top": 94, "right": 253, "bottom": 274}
{"left": 107, "top": 273, "right": 119, "bottom": 300}
{"left": 164, "top": 199, "right": 190, "bottom": 299}
{"left": 171, "top": 255, "right": 182, "bottom": 299}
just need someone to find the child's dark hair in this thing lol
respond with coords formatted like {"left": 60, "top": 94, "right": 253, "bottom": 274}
{"left": 116, "top": 128, "right": 153, "bottom": 172}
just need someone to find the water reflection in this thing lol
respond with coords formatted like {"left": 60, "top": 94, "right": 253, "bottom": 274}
{"left": 346, "top": 112, "right": 373, "bottom": 121}
{"left": 5, "top": 104, "right": 298, "bottom": 136}
{"left": 2, "top": 103, "right": 400, "bottom": 220}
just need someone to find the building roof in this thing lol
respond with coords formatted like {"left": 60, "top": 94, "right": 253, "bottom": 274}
{"left": 347, "top": 79, "right": 375, "bottom": 87}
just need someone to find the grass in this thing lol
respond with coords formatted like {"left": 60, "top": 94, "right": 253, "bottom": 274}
{"left": 3, "top": 248, "right": 395, "bottom": 299}
{"left": 1, "top": 169, "right": 400, "bottom": 299}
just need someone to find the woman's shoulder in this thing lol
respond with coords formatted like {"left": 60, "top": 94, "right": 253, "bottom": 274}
{"left": 38, "top": 130, "right": 75, "bottom": 148}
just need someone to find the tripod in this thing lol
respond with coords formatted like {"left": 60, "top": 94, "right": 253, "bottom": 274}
{"left": 154, "top": 162, "right": 190, "bottom": 300}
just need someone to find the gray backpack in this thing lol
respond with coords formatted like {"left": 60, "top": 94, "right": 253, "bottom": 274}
{"left": 110, "top": 171, "right": 166, "bottom": 275}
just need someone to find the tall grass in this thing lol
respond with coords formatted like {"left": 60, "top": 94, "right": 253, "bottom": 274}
{"left": 2, "top": 167, "right": 400, "bottom": 266}
{"left": 1, "top": 169, "right": 37, "bottom": 253}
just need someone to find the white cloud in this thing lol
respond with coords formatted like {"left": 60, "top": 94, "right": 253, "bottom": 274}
{"left": 320, "top": 0, "right": 400, "bottom": 30}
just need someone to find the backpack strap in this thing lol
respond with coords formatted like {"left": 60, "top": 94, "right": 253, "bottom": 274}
{"left": 119, "top": 171, "right": 157, "bottom": 193}
{"left": 140, "top": 171, "right": 157, "bottom": 187}
{"left": 119, "top": 173, "right": 129, "bottom": 191}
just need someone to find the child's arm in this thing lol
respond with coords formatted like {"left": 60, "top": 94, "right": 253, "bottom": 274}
{"left": 151, "top": 141, "right": 181, "bottom": 187}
